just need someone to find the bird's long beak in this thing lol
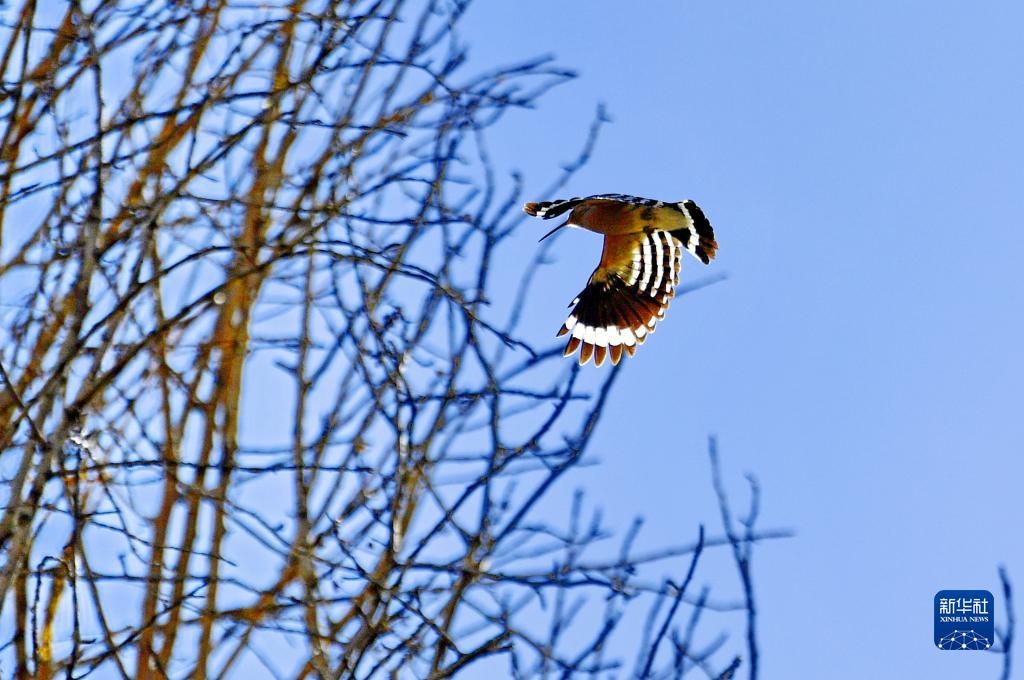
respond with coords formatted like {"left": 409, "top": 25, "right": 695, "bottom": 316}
{"left": 539, "top": 219, "right": 570, "bottom": 242}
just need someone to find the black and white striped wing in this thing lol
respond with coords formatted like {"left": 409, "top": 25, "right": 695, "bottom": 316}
{"left": 557, "top": 230, "right": 684, "bottom": 366}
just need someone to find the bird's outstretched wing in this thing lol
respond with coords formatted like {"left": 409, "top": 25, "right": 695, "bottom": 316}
{"left": 558, "top": 229, "right": 684, "bottom": 366}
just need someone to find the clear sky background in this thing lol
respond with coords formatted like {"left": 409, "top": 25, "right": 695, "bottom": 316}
{"left": 460, "top": 1, "right": 1024, "bottom": 677}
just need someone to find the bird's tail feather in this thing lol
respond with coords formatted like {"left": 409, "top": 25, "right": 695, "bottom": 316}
{"left": 669, "top": 200, "right": 717, "bottom": 264}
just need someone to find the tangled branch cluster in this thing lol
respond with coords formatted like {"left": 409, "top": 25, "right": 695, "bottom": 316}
{"left": 0, "top": 2, "right": 781, "bottom": 678}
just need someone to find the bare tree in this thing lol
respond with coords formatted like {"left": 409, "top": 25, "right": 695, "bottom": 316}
{"left": 0, "top": 2, "right": 786, "bottom": 678}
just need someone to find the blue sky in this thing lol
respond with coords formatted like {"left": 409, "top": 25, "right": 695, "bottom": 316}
{"left": 462, "top": 1, "right": 1024, "bottom": 677}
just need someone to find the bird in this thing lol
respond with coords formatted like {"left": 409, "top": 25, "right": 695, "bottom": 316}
{"left": 523, "top": 193, "right": 717, "bottom": 367}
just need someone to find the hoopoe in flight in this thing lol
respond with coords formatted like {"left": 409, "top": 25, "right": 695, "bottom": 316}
{"left": 524, "top": 194, "right": 717, "bottom": 367}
